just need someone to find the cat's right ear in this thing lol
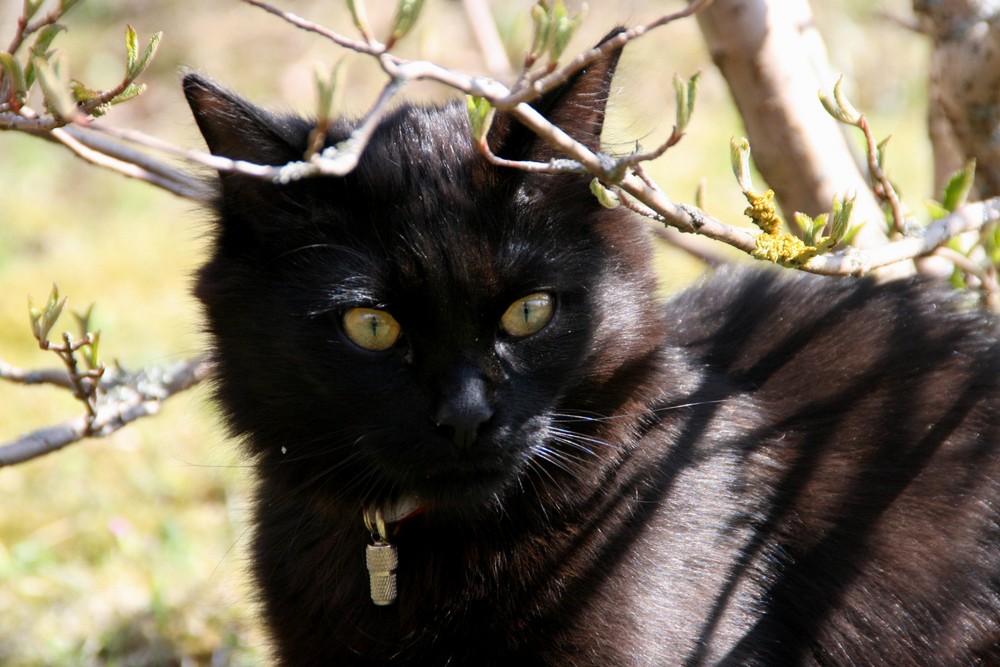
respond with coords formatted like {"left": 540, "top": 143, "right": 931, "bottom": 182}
{"left": 183, "top": 73, "right": 306, "bottom": 167}
{"left": 486, "top": 29, "right": 625, "bottom": 164}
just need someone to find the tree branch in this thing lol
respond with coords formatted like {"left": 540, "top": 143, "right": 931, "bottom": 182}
{"left": 0, "top": 357, "right": 211, "bottom": 467}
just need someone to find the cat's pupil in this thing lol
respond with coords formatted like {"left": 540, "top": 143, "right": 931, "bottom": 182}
{"left": 501, "top": 292, "right": 554, "bottom": 337}
{"left": 342, "top": 307, "right": 401, "bottom": 351}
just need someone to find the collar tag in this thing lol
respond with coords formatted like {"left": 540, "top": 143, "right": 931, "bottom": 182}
{"left": 362, "top": 497, "right": 423, "bottom": 606}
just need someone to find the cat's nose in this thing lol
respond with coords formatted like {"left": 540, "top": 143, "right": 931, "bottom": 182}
{"left": 433, "top": 367, "right": 494, "bottom": 449}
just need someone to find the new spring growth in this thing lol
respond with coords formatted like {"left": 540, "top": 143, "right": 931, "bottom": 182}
{"left": 307, "top": 59, "right": 346, "bottom": 160}
{"left": 527, "top": 1, "right": 585, "bottom": 70}
{"left": 346, "top": 0, "right": 374, "bottom": 42}
{"left": 673, "top": 71, "right": 699, "bottom": 135}
{"left": 590, "top": 178, "right": 621, "bottom": 209}
{"left": 28, "top": 284, "right": 67, "bottom": 344}
{"left": 387, "top": 0, "right": 426, "bottom": 49}
{"left": 466, "top": 95, "right": 495, "bottom": 147}
{"left": 818, "top": 76, "right": 861, "bottom": 125}
{"left": 941, "top": 159, "right": 977, "bottom": 214}
{"left": 731, "top": 137, "right": 817, "bottom": 267}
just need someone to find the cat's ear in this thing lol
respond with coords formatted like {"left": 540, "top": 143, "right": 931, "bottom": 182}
{"left": 183, "top": 73, "right": 307, "bottom": 166}
{"left": 488, "top": 28, "right": 624, "bottom": 163}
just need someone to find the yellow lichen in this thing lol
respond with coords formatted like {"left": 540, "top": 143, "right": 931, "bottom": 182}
{"left": 752, "top": 232, "right": 818, "bottom": 267}
{"left": 743, "top": 189, "right": 819, "bottom": 267}
{"left": 743, "top": 189, "right": 782, "bottom": 234}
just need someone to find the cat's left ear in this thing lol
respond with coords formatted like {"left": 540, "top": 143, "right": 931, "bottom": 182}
{"left": 488, "top": 28, "right": 625, "bottom": 163}
{"left": 183, "top": 73, "right": 308, "bottom": 167}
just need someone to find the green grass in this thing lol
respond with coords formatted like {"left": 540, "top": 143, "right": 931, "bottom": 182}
{"left": 0, "top": 1, "right": 928, "bottom": 663}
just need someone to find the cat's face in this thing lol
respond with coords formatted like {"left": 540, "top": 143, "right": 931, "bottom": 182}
{"left": 186, "top": 50, "right": 662, "bottom": 516}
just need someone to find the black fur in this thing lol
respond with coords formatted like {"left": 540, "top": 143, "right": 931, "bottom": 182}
{"left": 185, "top": 40, "right": 1000, "bottom": 666}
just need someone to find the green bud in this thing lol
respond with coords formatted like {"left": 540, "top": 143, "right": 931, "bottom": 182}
{"left": 388, "top": 0, "right": 426, "bottom": 46}
{"left": 590, "top": 178, "right": 621, "bottom": 209}
{"left": 828, "top": 194, "right": 860, "bottom": 247}
{"left": 466, "top": 95, "right": 495, "bottom": 144}
{"left": 729, "top": 137, "right": 753, "bottom": 193}
{"left": 346, "top": 0, "right": 373, "bottom": 38}
{"left": 819, "top": 76, "right": 861, "bottom": 125}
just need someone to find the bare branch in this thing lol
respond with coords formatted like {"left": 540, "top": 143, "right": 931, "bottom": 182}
{"left": 0, "top": 360, "right": 75, "bottom": 389}
{"left": 0, "top": 357, "right": 211, "bottom": 467}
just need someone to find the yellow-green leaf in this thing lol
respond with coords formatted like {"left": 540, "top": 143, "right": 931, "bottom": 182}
{"left": 942, "top": 159, "right": 976, "bottom": 213}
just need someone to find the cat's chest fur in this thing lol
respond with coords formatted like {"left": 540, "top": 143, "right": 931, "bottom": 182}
{"left": 185, "top": 35, "right": 1000, "bottom": 667}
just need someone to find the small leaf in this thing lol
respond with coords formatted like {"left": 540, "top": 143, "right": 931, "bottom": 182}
{"left": 924, "top": 199, "right": 950, "bottom": 221}
{"left": 60, "top": 0, "right": 84, "bottom": 14}
{"left": 346, "top": 0, "right": 373, "bottom": 39}
{"left": 28, "top": 303, "right": 44, "bottom": 339}
{"left": 133, "top": 31, "right": 162, "bottom": 80}
{"left": 84, "top": 330, "right": 100, "bottom": 370}
{"left": 31, "top": 24, "right": 67, "bottom": 58}
{"left": 819, "top": 76, "right": 861, "bottom": 125}
{"left": 942, "top": 158, "right": 976, "bottom": 213}
{"left": 876, "top": 136, "right": 891, "bottom": 171}
{"left": 830, "top": 193, "right": 855, "bottom": 245}
{"left": 466, "top": 95, "right": 495, "bottom": 144}
{"left": 110, "top": 82, "right": 145, "bottom": 105}
{"left": 388, "top": 0, "right": 426, "bottom": 46}
{"left": 69, "top": 79, "right": 101, "bottom": 102}
{"left": 33, "top": 56, "right": 78, "bottom": 120}
{"left": 793, "top": 211, "right": 828, "bottom": 247}
{"left": 0, "top": 54, "right": 28, "bottom": 106}
{"left": 124, "top": 25, "right": 139, "bottom": 78}
{"left": 45, "top": 284, "right": 61, "bottom": 314}
{"left": 23, "top": 0, "right": 44, "bottom": 21}
{"left": 314, "top": 59, "right": 346, "bottom": 122}
{"left": 695, "top": 178, "right": 708, "bottom": 212}
{"left": 73, "top": 304, "right": 94, "bottom": 337}
{"left": 673, "top": 72, "right": 700, "bottom": 134}
{"left": 590, "top": 178, "right": 620, "bottom": 209}
{"left": 549, "top": 1, "right": 583, "bottom": 64}
{"left": 528, "top": 2, "right": 553, "bottom": 64}
{"left": 730, "top": 136, "right": 753, "bottom": 192}
{"left": 35, "top": 285, "right": 67, "bottom": 341}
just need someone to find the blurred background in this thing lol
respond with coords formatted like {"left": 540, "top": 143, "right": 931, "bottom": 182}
{"left": 0, "top": 0, "right": 929, "bottom": 663}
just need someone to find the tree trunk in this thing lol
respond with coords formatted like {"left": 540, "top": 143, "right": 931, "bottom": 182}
{"left": 914, "top": 0, "right": 1000, "bottom": 197}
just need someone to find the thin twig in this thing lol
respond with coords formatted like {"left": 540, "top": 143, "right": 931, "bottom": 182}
{"left": 241, "top": 0, "right": 384, "bottom": 54}
{"left": 501, "top": 0, "right": 715, "bottom": 109}
{"left": 5, "top": 6, "right": 63, "bottom": 56}
{"left": 461, "top": 0, "right": 514, "bottom": 79}
{"left": 857, "top": 114, "right": 906, "bottom": 235}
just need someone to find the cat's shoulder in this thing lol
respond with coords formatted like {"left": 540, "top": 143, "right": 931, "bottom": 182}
{"left": 663, "top": 265, "right": 1000, "bottom": 383}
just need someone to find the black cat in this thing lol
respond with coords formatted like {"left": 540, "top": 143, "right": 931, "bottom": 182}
{"left": 184, "top": 37, "right": 1000, "bottom": 666}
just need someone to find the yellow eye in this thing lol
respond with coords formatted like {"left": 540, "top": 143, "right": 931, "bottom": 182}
{"left": 501, "top": 292, "right": 554, "bottom": 337}
{"left": 342, "top": 307, "right": 401, "bottom": 351}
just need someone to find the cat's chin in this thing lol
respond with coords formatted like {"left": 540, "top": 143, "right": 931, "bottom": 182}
{"left": 399, "top": 466, "right": 520, "bottom": 519}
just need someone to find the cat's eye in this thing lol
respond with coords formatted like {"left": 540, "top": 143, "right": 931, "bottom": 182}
{"left": 342, "top": 307, "right": 402, "bottom": 351}
{"left": 501, "top": 292, "right": 554, "bottom": 337}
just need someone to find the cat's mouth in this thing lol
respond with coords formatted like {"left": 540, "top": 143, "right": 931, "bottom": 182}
{"left": 405, "top": 460, "right": 519, "bottom": 512}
